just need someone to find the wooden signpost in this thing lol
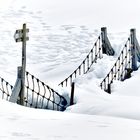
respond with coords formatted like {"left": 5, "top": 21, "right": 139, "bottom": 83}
{"left": 13, "top": 23, "right": 29, "bottom": 105}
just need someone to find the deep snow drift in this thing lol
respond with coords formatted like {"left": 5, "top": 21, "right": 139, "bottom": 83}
{"left": 1, "top": 99, "right": 140, "bottom": 140}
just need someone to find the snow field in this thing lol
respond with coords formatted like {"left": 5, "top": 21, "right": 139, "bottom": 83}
{"left": 0, "top": 0, "right": 140, "bottom": 139}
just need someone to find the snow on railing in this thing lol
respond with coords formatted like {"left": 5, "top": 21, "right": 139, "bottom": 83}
{"left": 100, "top": 38, "right": 131, "bottom": 93}
{"left": 0, "top": 77, "right": 13, "bottom": 100}
{"left": 59, "top": 35, "right": 102, "bottom": 87}
{"left": 59, "top": 27, "right": 115, "bottom": 87}
{"left": 100, "top": 28, "right": 140, "bottom": 94}
{"left": 0, "top": 72, "right": 67, "bottom": 111}
{"left": 24, "top": 71, "right": 67, "bottom": 111}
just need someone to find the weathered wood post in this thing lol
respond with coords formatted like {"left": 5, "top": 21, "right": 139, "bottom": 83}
{"left": 101, "top": 27, "right": 106, "bottom": 52}
{"left": 19, "top": 24, "right": 27, "bottom": 105}
{"left": 131, "top": 29, "right": 140, "bottom": 62}
{"left": 70, "top": 82, "right": 75, "bottom": 105}
{"left": 107, "top": 84, "right": 111, "bottom": 94}
{"left": 135, "top": 37, "right": 140, "bottom": 62}
{"left": 101, "top": 27, "right": 115, "bottom": 56}
{"left": 130, "top": 29, "right": 138, "bottom": 71}
{"left": 13, "top": 23, "right": 29, "bottom": 105}
{"left": 9, "top": 67, "right": 22, "bottom": 103}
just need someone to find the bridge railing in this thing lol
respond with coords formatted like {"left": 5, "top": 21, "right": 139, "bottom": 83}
{"left": 100, "top": 38, "right": 131, "bottom": 93}
{"left": 59, "top": 27, "right": 115, "bottom": 87}
{"left": 59, "top": 35, "right": 102, "bottom": 87}
{"left": 0, "top": 71, "right": 67, "bottom": 111}
{"left": 0, "top": 77, "right": 13, "bottom": 100}
{"left": 100, "top": 28, "right": 140, "bottom": 94}
{"left": 24, "top": 71, "right": 67, "bottom": 111}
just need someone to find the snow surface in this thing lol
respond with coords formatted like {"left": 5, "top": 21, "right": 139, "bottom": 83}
{"left": 1, "top": 99, "right": 140, "bottom": 140}
{"left": 0, "top": 0, "right": 140, "bottom": 139}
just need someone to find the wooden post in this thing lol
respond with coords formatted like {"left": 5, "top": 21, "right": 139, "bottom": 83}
{"left": 101, "top": 27, "right": 115, "bottom": 56}
{"left": 130, "top": 29, "right": 138, "bottom": 71}
{"left": 135, "top": 38, "right": 140, "bottom": 62}
{"left": 9, "top": 67, "right": 22, "bottom": 103}
{"left": 107, "top": 84, "right": 111, "bottom": 94}
{"left": 19, "top": 24, "right": 27, "bottom": 105}
{"left": 13, "top": 23, "right": 29, "bottom": 106}
{"left": 70, "top": 82, "right": 75, "bottom": 105}
{"left": 101, "top": 27, "right": 108, "bottom": 55}
{"left": 124, "top": 68, "right": 133, "bottom": 80}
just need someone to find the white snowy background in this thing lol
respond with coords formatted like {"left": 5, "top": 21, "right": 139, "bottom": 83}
{"left": 0, "top": 0, "right": 140, "bottom": 139}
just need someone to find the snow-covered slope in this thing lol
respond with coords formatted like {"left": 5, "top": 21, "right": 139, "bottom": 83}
{"left": 1, "top": 99, "right": 140, "bottom": 140}
{"left": 0, "top": 0, "right": 140, "bottom": 140}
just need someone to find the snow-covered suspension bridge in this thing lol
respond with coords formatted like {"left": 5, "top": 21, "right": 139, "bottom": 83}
{"left": 58, "top": 27, "right": 114, "bottom": 87}
{"left": 0, "top": 24, "right": 68, "bottom": 111}
{"left": 100, "top": 29, "right": 140, "bottom": 93}
{"left": 0, "top": 24, "right": 140, "bottom": 112}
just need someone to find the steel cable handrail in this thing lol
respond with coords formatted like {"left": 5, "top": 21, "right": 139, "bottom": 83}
{"left": 0, "top": 77, "right": 13, "bottom": 100}
{"left": 100, "top": 38, "right": 132, "bottom": 93}
{"left": 25, "top": 71, "right": 67, "bottom": 111}
{"left": 59, "top": 35, "right": 102, "bottom": 87}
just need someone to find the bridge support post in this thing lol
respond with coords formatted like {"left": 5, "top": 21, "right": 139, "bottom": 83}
{"left": 101, "top": 27, "right": 115, "bottom": 56}
{"left": 130, "top": 29, "right": 138, "bottom": 71}
{"left": 107, "top": 84, "right": 111, "bottom": 94}
{"left": 14, "top": 23, "right": 29, "bottom": 105}
{"left": 70, "top": 82, "right": 75, "bottom": 105}
{"left": 18, "top": 24, "right": 27, "bottom": 105}
{"left": 9, "top": 67, "right": 22, "bottom": 103}
{"left": 135, "top": 38, "right": 140, "bottom": 62}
